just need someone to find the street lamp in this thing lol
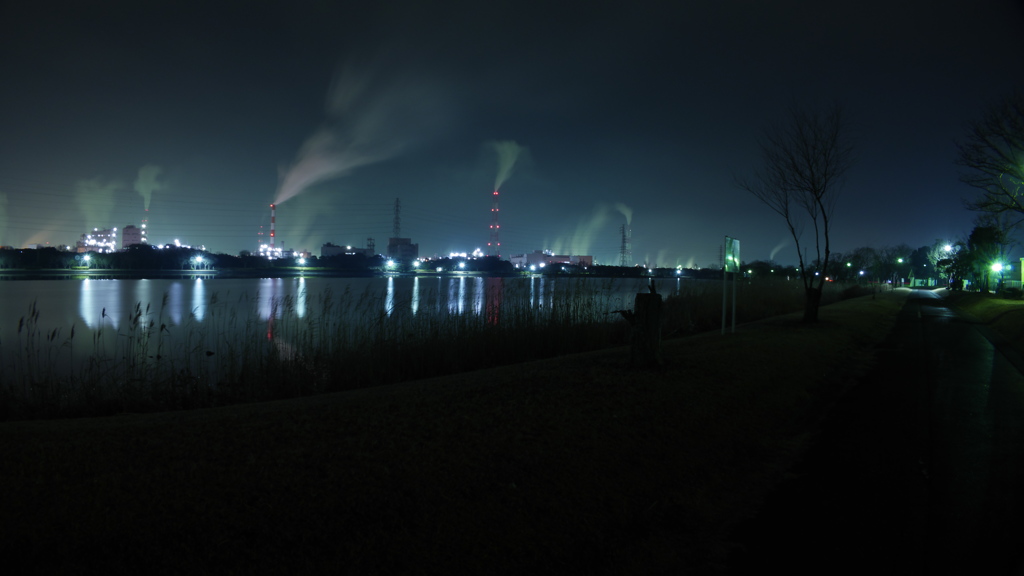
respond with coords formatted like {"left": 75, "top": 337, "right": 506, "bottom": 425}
{"left": 992, "top": 262, "right": 1005, "bottom": 292}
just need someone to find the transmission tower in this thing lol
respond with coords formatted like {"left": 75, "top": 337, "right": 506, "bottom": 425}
{"left": 619, "top": 224, "right": 632, "bottom": 267}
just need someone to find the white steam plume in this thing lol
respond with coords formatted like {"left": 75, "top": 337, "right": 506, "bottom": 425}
{"left": 614, "top": 202, "right": 632, "bottom": 225}
{"left": 134, "top": 164, "right": 163, "bottom": 210}
{"left": 275, "top": 61, "right": 445, "bottom": 205}
{"left": 769, "top": 238, "right": 790, "bottom": 261}
{"left": 74, "top": 177, "right": 122, "bottom": 229}
{"left": 492, "top": 140, "right": 524, "bottom": 191}
{"left": 550, "top": 204, "right": 611, "bottom": 257}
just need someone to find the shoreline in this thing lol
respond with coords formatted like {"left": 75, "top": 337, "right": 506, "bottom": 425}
{"left": 0, "top": 291, "right": 908, "bottom": 574}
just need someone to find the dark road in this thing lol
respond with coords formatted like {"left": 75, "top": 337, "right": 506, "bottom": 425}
{"left": 732, "top": 289, "right": 1024, "bottom": 575}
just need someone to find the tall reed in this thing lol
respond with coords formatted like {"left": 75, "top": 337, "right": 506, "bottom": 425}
{"left": 0, "top": 277, "right": 861, "bottom": 420}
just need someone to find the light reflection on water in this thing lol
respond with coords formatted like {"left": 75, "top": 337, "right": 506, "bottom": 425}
{"left": 2, "top": 275, "right": 655, "bottom": 350}
{"left": 0, "top": 275, "right": 677, "bottom": 382}
{"left": 192, "top": 278, "right": 206, "bottom": 322}
{"left": 386, "top": 277, "right": 395, "bottom": 316}
{"left": 412, "top": 276, "right": 420, "bottom": 316}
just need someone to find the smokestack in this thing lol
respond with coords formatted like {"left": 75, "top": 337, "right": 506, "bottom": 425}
{"left": 270, "top": 204, "right": 276, "bottom": 250}
{"left": 488, "top": 190, "right": 501, "bottom": 256}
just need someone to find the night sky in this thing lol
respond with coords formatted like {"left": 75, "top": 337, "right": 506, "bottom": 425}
{"left": 2, "top": 0, "right": 1022, "bottom": 267}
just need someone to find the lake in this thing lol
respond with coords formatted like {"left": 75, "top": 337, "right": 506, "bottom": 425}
{"left": 0, "top": 274, "right": 675, "bottom": 384}
{"left": 0, "top": 274, "right": 663, "bottom": 332}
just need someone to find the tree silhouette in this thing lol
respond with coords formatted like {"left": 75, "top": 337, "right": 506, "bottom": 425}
{"left": 737, "top": 102, "right": 853, "bottom": 322}
{"left": 959, "top": 92, "right": 1024, "bottom": 225}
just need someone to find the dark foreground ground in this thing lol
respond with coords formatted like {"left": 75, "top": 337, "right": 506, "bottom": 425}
{"left": 0, "top": 290, "right": 923, "bottom": 574}
{"left": 732, "top": 289, "right": 1024, "bottom": 575}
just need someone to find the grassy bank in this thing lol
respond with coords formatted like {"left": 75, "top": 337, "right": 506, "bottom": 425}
{"left": 0, "top": 289, "right": 904, "bottom": 575}
{"left": 944, "top": 290, "right": 1024, "bottom": 357}
{"left": 1, "top": 278, "right": 865, "bottom": 420}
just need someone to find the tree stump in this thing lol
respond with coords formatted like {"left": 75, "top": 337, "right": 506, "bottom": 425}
{"left": 612, "top": 282, "right": 663, "bottom": 369}
{"left": 631, "top": 290, "right": 663, "bottom": 368}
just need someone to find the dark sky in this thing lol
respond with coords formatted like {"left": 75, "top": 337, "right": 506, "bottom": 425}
{"left": 2, "top": 0, "right": 1023, "bottom": 266}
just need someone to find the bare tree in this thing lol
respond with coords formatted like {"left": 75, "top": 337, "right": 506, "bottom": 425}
{"left": 737, "top": 102, "right": 853, "bottom": 322}
{"left": 959, "top": 92, "right": 1024, "bottom": 225}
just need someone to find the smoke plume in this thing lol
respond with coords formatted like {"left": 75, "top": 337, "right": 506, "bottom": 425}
{"left": 275, "top": 60, "right": 445, "bottom": 205}
{"left": 769, "top": 238, "right": 790, "bottom": 261}
{"left": 134, "top": 164, "right": 163, "bottom": 210}
{"left": 550, "top": 204, "right": 610, "bottom": 257}
{"left": 492, "top": 140, "right": 524, "bottom": 191}
{"left": 75, "top": 177, "right": 123, "bottom": 229}
{"left": 614, "top": 202, "right": 632, "bottom": 225}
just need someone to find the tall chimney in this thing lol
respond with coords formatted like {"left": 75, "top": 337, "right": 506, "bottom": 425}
{"left": 270, "top": 203, "right": 276, "bottom": 250}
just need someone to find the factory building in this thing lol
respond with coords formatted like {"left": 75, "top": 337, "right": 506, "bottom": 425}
{"left": 386, "top": 237, "right": 419, "bottom": 261}
{"left": 321, "top": 242, "right": 375, "bottom": 258}
{"left": 76, "top": 228, "right": 118, "bottom": 253}
{"left": 510, "top": 250, "right": 594, "bottom": 269}
{"left": 121, "top": 224, "right": 146, "bottom": 249}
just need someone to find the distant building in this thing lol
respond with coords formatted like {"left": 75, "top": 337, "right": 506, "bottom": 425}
{"left": 77, "top": 228, "right": 118, "bottom": 253}
{"left": 510, "top": 250, "right": 593, "bottom": 269}
{"left": 121, "top": 225, "right": 146, "bottom": 249}
{"left": 386, "top": 237, "right": 418, "bottom": 261}
{"left": 321, "top": 242, "right": 374, "bottom": 258}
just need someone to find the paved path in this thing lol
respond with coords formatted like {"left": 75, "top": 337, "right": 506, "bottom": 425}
{"left": 730, "top": 289, "right": 1024, "bottom": 575}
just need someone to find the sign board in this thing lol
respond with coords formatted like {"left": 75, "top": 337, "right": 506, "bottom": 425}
{"left": 724, "top": 236, "right": 740, "bottom": 273}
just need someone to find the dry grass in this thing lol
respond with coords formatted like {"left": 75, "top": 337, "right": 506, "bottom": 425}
{"left": 944, "top": 291, "right": 1024, "bottom": 355}
{"left": 0, "top": 278, "right": 865, "bottom": 420}
{"left": 0, "top": 290, "right": 905, "bottom": 575}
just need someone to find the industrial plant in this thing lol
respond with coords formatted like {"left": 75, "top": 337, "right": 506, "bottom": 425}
{"left": 5, "top": 184, "right": 611, "bottom": 272}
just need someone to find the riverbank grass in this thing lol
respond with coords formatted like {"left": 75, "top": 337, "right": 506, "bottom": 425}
{"left": 0, "top": 289, "right": 905, "bottom": 574}
{"left": 1, "top": 278, "right": 859, "bottom": 420}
